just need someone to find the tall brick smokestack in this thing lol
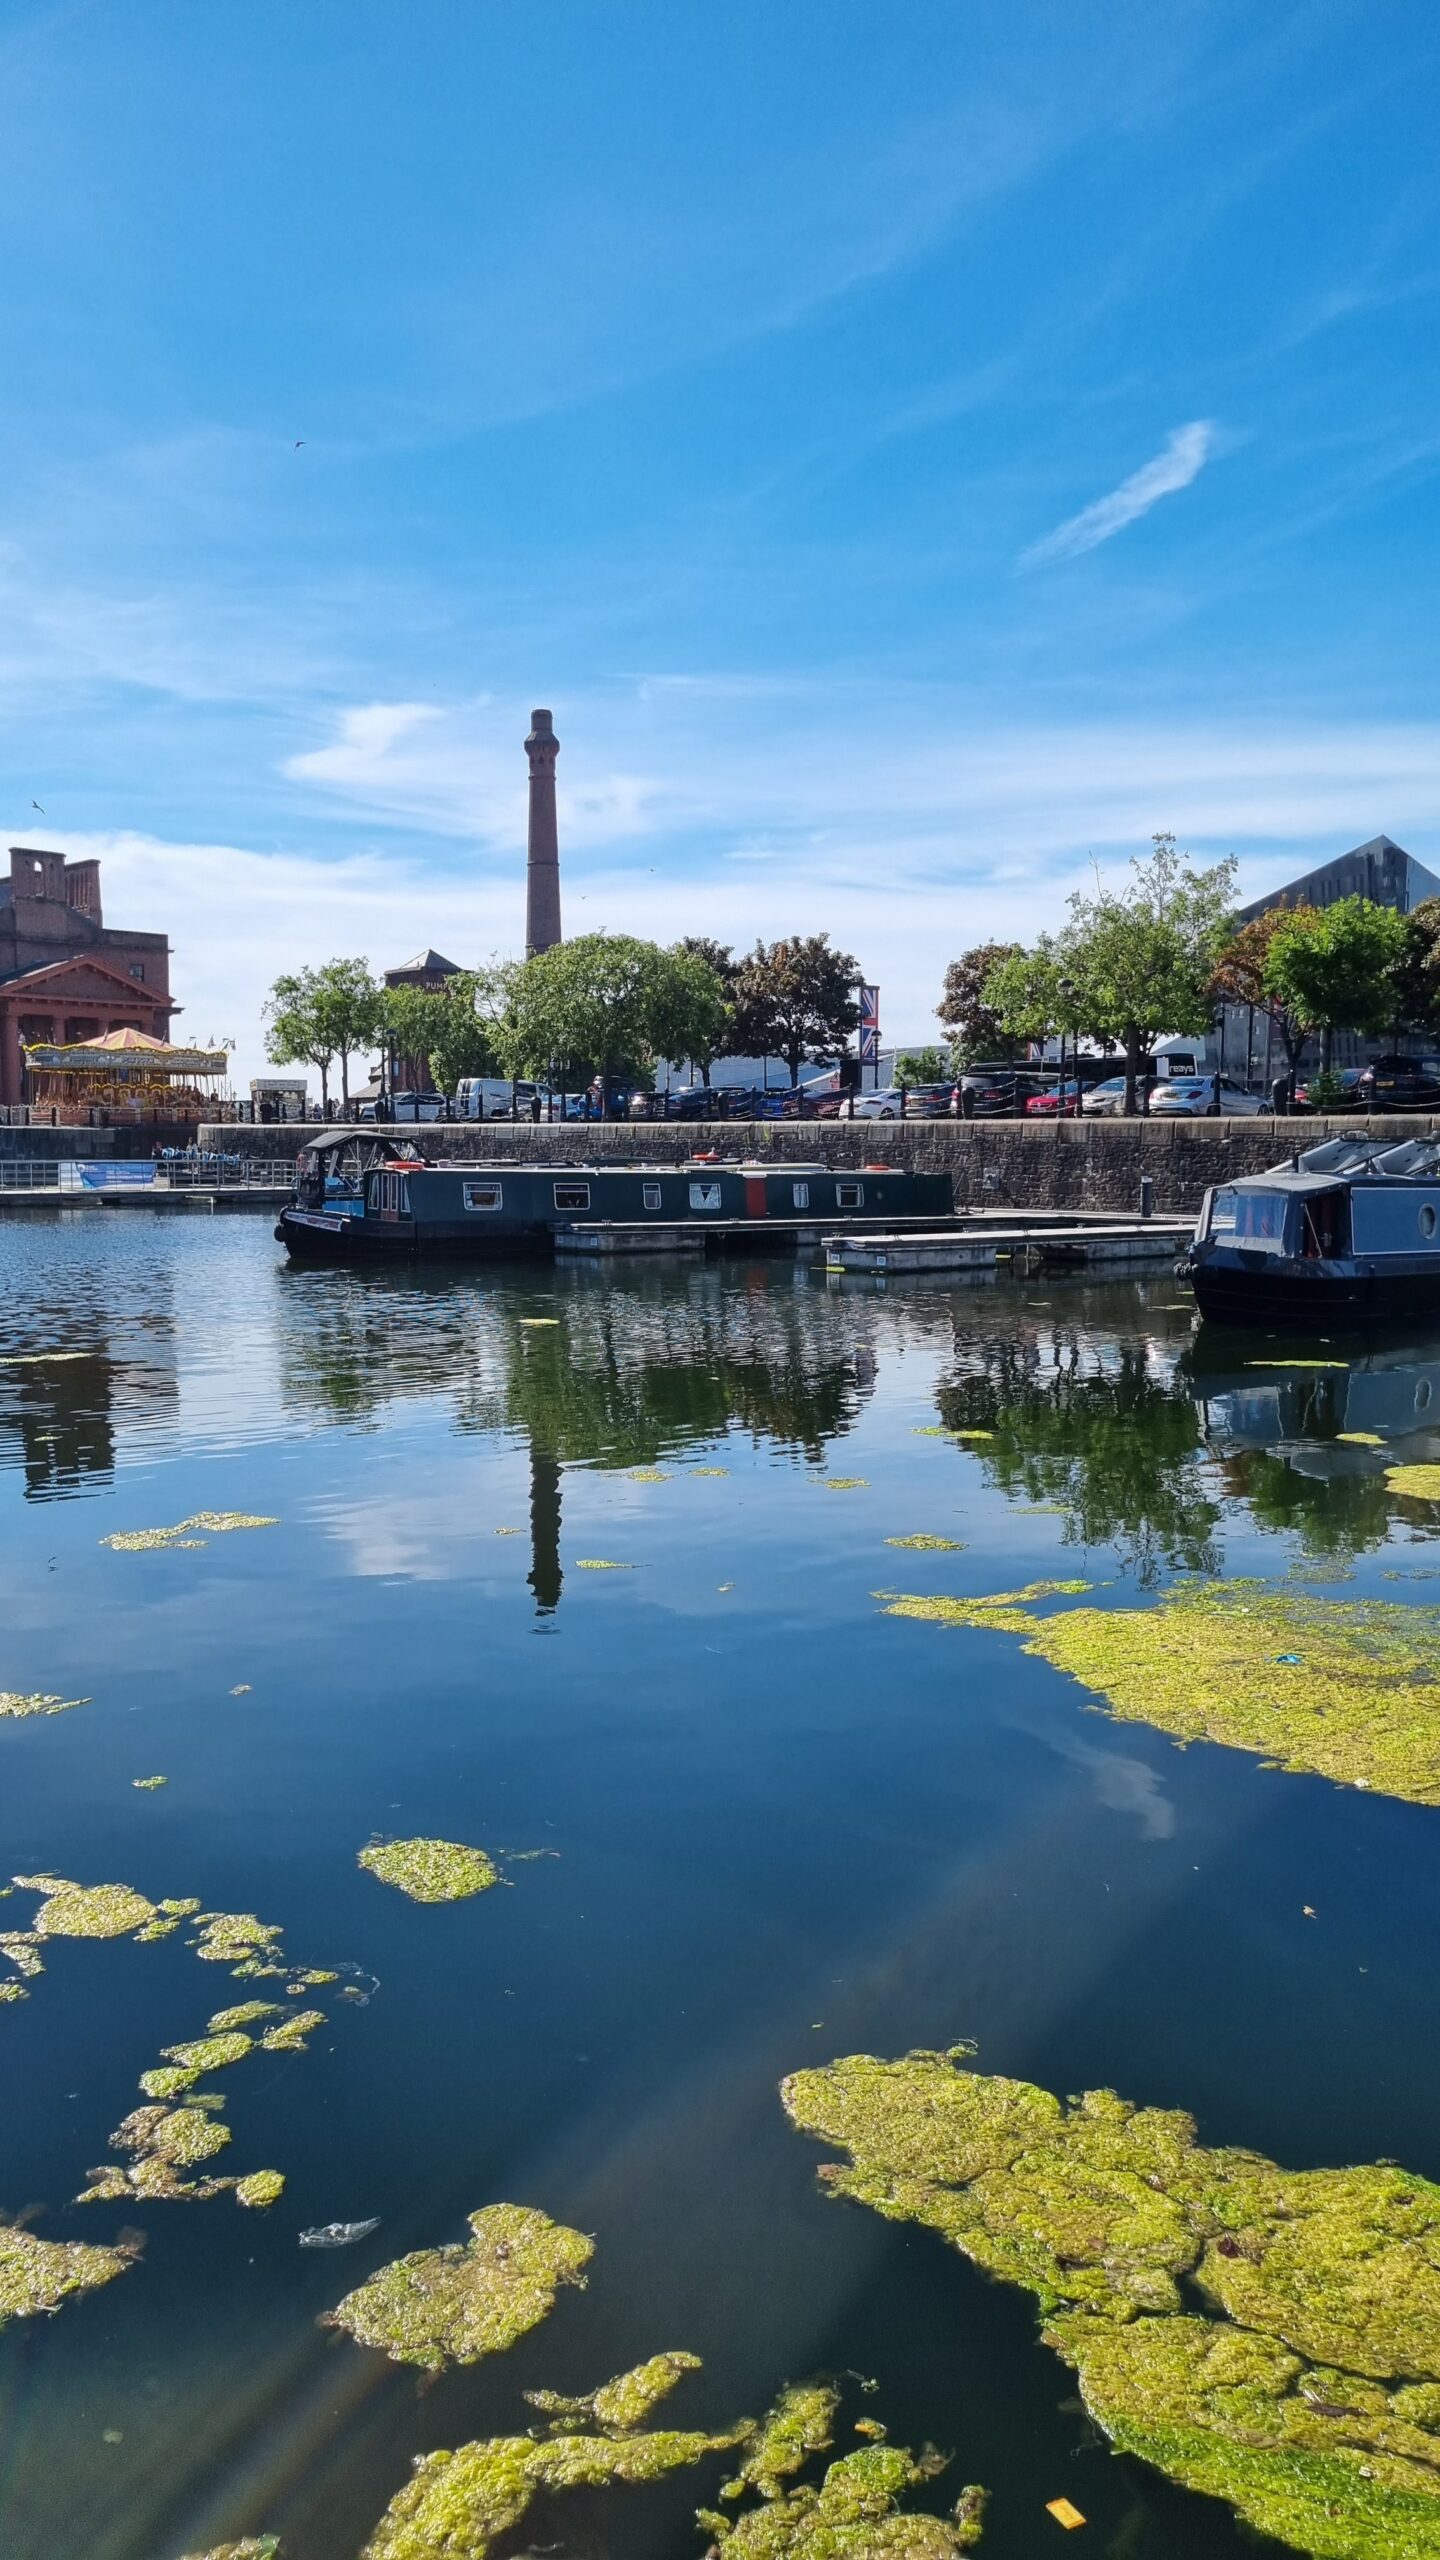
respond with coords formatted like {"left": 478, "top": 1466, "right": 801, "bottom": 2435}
{"left": 524, "top": 708, "right": 562, "bottom": 956}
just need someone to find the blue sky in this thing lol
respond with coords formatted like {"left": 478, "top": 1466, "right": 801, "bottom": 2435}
{"left": 2, "top": 0, "right": 1438, "bottom": 1076}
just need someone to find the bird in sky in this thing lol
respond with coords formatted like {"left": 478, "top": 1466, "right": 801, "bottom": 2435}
{"left": 294, "top": 439, "right": 305, "bottom": 448}
{"left": 31, "top": 801, "right": 44, "bottom": 814}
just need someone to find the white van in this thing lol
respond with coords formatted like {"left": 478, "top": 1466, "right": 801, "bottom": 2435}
{"left": 454, "top": 1077, "right": 539, "bottom": 1120}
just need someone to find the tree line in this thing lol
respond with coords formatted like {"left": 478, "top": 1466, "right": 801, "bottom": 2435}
{"left": 938, "top": 835, "right": 1440, "bottom": 1109}
{"left": 263, "top": 932, "right": 862, "bottom": 1114}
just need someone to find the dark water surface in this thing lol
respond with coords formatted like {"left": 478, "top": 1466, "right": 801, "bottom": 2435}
{"left": 2, "top": 1210, "right": 1439, "bottom": 2560}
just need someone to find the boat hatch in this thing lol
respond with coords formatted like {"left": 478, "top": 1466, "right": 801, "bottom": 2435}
{"left": 1205, "top": 1187, "right": 1290, "bottom": 1249}
{"left": 1371, "top": 1138, "right": 1440, "bottom": 1179}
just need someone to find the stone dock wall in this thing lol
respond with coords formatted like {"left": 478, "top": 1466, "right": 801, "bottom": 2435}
{"left": 197, "top": 1114, "right": 1430, "bottom": 1216}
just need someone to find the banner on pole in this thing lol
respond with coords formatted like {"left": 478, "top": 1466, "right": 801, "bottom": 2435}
{"left": 859, "top": 983, "right": 880, "bottom": 1068}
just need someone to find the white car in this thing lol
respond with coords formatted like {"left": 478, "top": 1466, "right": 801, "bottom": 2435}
{"left": 851, "top": 1087, "right": 907, "bottom": 1119}
{"left": 1148, "top": 1078, "right": 1265, "bottom": 1117}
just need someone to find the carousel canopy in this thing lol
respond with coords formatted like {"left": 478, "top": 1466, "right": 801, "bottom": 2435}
{"left": 24, "top": 1027, "right": 228, "bottom": 1075}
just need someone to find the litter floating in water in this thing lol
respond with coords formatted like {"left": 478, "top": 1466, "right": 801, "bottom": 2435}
{"left": 885, "top": 1534, "right": 968, "bottom": 1551}
{"left": 100, "top": 1512, "right": 279, "bottom": 1553}
{"left": 132, "top": 1775, "right": 167, "bottom": 1790}
{"left": 358, "top": 1838, "right": 498, "bottom": 1903}
{"left": 300, "top": 2220, "right": 380, "bottom": 2249}
{"left": 0, "top": 2225, "right": 138, "bottom": 2332}
{"left": 785, "top": 2043, "right": 1440, "bottom": 2560}
{"left": 230, "top": 1683, "right": 253, "bottom": 1695}
{"left": 0, "top": 1692, "right": 89, "bottom": 1720}
{"left": 323, "top": 2202, "right": 593, "bottom": 2372}
{"left": 1046, "top": 2496, "right": 1086, "bottom": 2528}
{"left": 884, "top": 1574, "right": 1440, "bottom": 1806}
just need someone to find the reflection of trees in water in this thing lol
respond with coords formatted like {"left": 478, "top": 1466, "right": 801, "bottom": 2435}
{"left": 0, "top": 1288, "right": 179, "bottom": 1502}
{"left": 935, "top": 1327, "right": 1221, "bottom": 1584}
{"left": 1213, "top": 1448, "right": 1393, "bottom": 1557}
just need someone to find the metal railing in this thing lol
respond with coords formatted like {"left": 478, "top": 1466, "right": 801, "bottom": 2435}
{"left": 0, "top": 1158, "right": 295, "bottom": 1193}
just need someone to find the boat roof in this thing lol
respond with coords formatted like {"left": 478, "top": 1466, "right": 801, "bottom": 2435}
{"left": 1229, "top": 1136, "right": 1440, "bottom": 1192}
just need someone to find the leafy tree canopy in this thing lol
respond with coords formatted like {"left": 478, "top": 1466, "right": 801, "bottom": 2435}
{"left": 1262, "top": 895, "right": 1408, "bottom": 1069}
{"left": 381, "top": 973, "right": 501, "bottom": 1095}
{"left": 981, "top": 936, "right": 1083, "bottom": 1048}
{"left": 894, "top": 1046, "right": 949, "bottom": 1085}
{"left": 501, "top": 934, "right": 729, "bottom": 1097}
{"left": 263, "top": 958, "right": 381, "bottom": 1112}
{"left": 730, "top": 934, "right": 860, "bottom": 1082}
{"left": 1210, "top": 904, "right": 1320, "bottom": 1073}
{"left": 1065, "top": 834, "right": 1236, "bottom": 1106}
{"left": 937, "top": 944, "right": 1024, "bottom": 1063}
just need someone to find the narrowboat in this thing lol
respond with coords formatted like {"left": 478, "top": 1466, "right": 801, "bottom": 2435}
{"left": 275, "top": 1133, "right": 954, "bottom": 1261}
{"left": 1186, "top": 1135, "right": 1440, "bottom": 1324}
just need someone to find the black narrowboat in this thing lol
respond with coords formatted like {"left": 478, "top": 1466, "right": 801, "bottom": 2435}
{"left": 1186, "top": 1135, "right": 1440, "bottom": 1324}
{"left": 276, "top": 1133, "right": 953, "bottom": 1261}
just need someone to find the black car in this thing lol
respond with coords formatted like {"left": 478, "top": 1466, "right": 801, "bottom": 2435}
{"left": 950, "top": 1068, "right": 1049, "bottom": 1117}
{"left": 1359, "top": 1056, "right": 1440, "bottom": 1111}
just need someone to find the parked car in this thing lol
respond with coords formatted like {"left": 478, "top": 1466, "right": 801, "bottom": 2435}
{"left": 901, "top": 1082, "right": 955, "bottom": 1117}
{"left": 1080, "top": 1075, "right": 1161, "bottom": 1116}
{"left": 454, "top": 1077, "right": 539, "bottom": 1120}
{"left": 950, "top": 1069, "right": 1049, "bottom": 1116}
{"left": 851, "top": 1087, "right": 908, "bottom": 1119}
{"left": 1025, "top": 1080, "right": 1084, "bottom": 1116}
{"left": 1358, "top": 1056, "right": 1440, "bottom": 1111}
{"left": 1148, "top": 1078, "right": 1264, "bottom": 1117}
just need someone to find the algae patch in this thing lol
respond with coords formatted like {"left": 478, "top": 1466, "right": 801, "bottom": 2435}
{"left": 885, "top": 1575, "right": 1440, "bottom": 1806}
{"left": 885, "top": 1535, "right": 968, "bottom": 1552}
{"left": 30, "top": 1878, "right": 157, "bottom": 1938}
{"left": 0, "top": 1691, "right": 89, "bottom": 1720}
{"left": 236, "top": 2171, "right": 286, "bottom": 2209}
{"left": 101, "top": 1512, "right": 279, "bottom": 1552}
{"left": 785, "top": 2046, "right": 1440, "bottom": 2559}
{"left": 324, "top": 2203, "right": 593, "bottom": 2372}
{"left": 0, "top": 2225, "right": 137, "bottom": 2331}
{"left": 526, "top": 2350, "right": 703, "bottom": 2432}
{"left": 358, "top": 1838, "right": 499, "bottom": 1903}
{"left": 1387, "top": 1467, "right": 1440, "bottom": 1502}
{"left": 700, "top": 2445, "right": 986, "bottom": 2554}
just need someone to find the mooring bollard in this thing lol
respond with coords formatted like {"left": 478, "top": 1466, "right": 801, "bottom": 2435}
{"left": 1139, "top": 1175, "right": 1154, "bottom": 1220}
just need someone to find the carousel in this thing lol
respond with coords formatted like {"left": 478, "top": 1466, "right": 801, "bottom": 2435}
{"left": 23, "top": 1026, "right": 230, "bottom": 1122}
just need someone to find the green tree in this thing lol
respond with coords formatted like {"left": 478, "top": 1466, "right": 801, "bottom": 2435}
{"left": 1066, "top": 835, "right": 1236, "bottom": 1112}
{"left": 1210, "top": 904, "right": 1320, "bottom": 1100}
{"left": 263, "top": 958, "right": 382, "bottom": 1116}
{"left": 937, "top": 944, "right": 1024, "bottom": 1063}
{"left": 674, "top": 937, "right": 739, "bottom": 1084}
{"left": 381, "top": 973, "right": 500, "bottom": 1097}
{"left": 730, "top": 934, "right": 860, "bottom": 1084}
{"left": 981, "top": 936, "right": 1082, "bottom": 1052}
{"left": 501, "top": 933, "right": 728, "bottom": 1109}
{"left": 1263, "top": 896, "right": 1409, "bottom": 1074}
{"left": 1391, "top": 898, "right": 1440, "bottom": 1044}
{"left": 894, "top": 1046, "right": 948, "bottom": 1085}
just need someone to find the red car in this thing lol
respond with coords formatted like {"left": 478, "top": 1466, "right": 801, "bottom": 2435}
{"left": 1025, "top": 1080, "right": 1083, "bottom": 1116}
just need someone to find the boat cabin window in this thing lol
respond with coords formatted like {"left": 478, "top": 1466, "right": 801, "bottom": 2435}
{"left": 553, "top": 1182, "right": 590, "bottom": 1212}
{"left": 792, "top": 1182, "right": 810, "bottom": 1209}
{"left": 642, "top": 1183, "right": 662, "bottom": 1210}
{"left": 689, "top": 1181, "right": 722, "bottom": 1211}
{"left": 1207, "top": 1187, "right": 1287, "bottom": 1247}
{"left": 463, "top": 1180, "right": 503, "bottom": 1212}
{"left": 370, "top": 1170, "right": 412, "bottom": 1217}
{"left": 1300, "top": 1190, "right": 1344, "bottom": 1259}
{"left": 836, "top": 1181, "right": 864, "bottom": 1209}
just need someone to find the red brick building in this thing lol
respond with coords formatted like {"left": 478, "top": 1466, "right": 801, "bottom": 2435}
{"left": 0, "top": 847, "right": 176, "bottom": 1105}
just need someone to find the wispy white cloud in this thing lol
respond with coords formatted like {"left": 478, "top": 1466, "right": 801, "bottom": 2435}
{"left": 1020, "top": 421, "right": 1218, "bottom": 569}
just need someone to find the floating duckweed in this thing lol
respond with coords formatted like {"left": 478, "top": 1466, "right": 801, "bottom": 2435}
{"left": 785, "top": 2046, "right": 1440, "bottom": 2559}
{"left": 191, "top": 1911, "right": 285, "bottom": 1966}
{"left": 293, "top": 1969, "right": 338, "bottom": 1987}
{"left": 101, "top": 1512, "right": 279, "bottom": 1552}
{"left": 692, "top": 1466, "right": 730, "bottom": 1475}
{"left": 0, "top": 1982, "right": 25, "bottom": 2002}
{"left": 150, "top": 2109, "right": 233, "bottom": 2168}
{"left": 178, "top": 2543, "right": 280, "bottom": 2559}
{"left": 890, "top": 1576, "right": 1440, "bottom": 1806}
{"left": 701, "top": 2444, "right": 984, "bottom": 2554}
{"left": 139, "top": 2065, "right": 202, "bottom": 2100}
{"left": 0, "top": 2227, "right": 136, "bottom": 2331}
{"left": 1338, "top": 1433, "right": 1384, "bottom": 1447}
{"left": 952, "top": 1429, "right": 995, "bottom": 1441}
{"left": 358, "top": 1838, "right": 498, "bottom": 1903}
{"left": 161, "top": 2033, "right": 255, "bottom": 2072}
{"left": 261, "top": 2010, "right": 326, "bottom": 2052}
{"left": 32, "top": 1879, "right": 158, "bottom": 1939}
{"left": 882, "top": 1579, "right": 1093, "bottom": 1636}
{"left": 325, "top": 2203, "right": 594, "bottom": 2372}
{"left": 208, "top": 2003, "right": 281, "bottom": 2032}
{"left": 576, "top": 1558, "right": 633, "bottom": 1570}
{"left": 821, "top": 1478, "right": 868, "bottom": 1491}
{"left": 132, "top": 1775, "right": 167, "bottom": 1790}
{"left": 160, "top": 1897, "right": 202, "bottom": 1918}
{"left": 1387, "top": 1466, "right": 1440, "bottom": 1502}
{"left": 0, "top": 1691, "right": 89, "bottom": 1719}
{"left": 627, "top": 1468, "right": 670, "bottom": 1482}
{"left": 527, "top": 2351, "right": 703, "bottom": 2433}
{"left": 236, "top": 2171, "right": 286, "bottom": 2209}
{"left": 721, "top": 2383, "right": 839, "bottom": 2498}
{"left": 361, "top": 2419, "right": 748, "bottom": 2559}
{"left": 884, "top": 1535, "right": 968, "bottom": 1551}
{"left": 0, "top": 1933, "right": 44, "bottom": 1978}
{"left": 493, "top": 1526, "right": 521, "bottom": 1536}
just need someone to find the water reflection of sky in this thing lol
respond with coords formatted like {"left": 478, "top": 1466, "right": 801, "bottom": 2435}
{"left": 4, "top": 1213, "right": 1440, "bottom": 2560}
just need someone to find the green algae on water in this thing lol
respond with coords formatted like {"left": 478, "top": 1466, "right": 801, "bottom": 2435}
{"left": 784, "top": 2046, "right": 1440, "bottom": 2559}
{"left": 179, "top": 2542, "right": 280, "bottom": 2558}
{"left": 885, "top": 1534, "right": 968, "bottom": 1551}
{"left": 0, "top": 1691, "right": 89, "bottom": 1720}
{"left": 132, "top": 1775, "right": 167, "bottom": 1790}
{"left": 261, "top": 2009, "right": 325, "bottom": 2052}
{"left": 361, "top": 2418, "right": 748, "bottom": 2560}
{"left": 208, "top": 2002, "right": 281, "bottom": 2032}
{"left": 358, "top": 1838, "right": 498, "bottom": 1903}
{"left": 700, "top": 2443, "right": 986, "bottom": 2554}
{"left": 721, "top": 2383, "right": 839, "bottom": 2498}
{"left": 882, "top": 1580, "right": 1093, "bottom": 1636}
{"left": 30, "top": 1878, "right": 158, "bottom": 1938}
{"left": 1387, "top": 1466, "right": 1440, "bottom": 1502}
{"left": 161, "top": 2032, "right": 255, "bottom": 2072}
{"left": 0, "top": 2226, "right": 137, "bottom": 2332}
{"left": 1338, "top": 1433, "right": 1384, "bottom": 1446}
{"left": 324, "top": 2203, "right": 594, "bottom": 2372}
{"left": 101, "top": 1510, "right": 279, "bottom": 1552}
{"left": 628, "top": 1467, "right": 670, "bottom": 1481}
{"left": 236, "top": 2171, "right": 285, "bottom": 2209}
{"left": 821, "top": 1478, "right": 868, "bottom": 1490}
{"left": 887, "top": 1575, "right": 1440, "bottom": 1806}
{"left": 576, "top": 1557, "right": 633, "bottom": 1569}
{"left": 526, "top": 2350, "right": 703, "bottom": 2432}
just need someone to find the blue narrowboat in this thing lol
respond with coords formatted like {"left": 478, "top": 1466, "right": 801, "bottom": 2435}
{"left": 276, "top": 1134, "right": 953, "bottom": 1260}
{"left": 1186, "top": 1135, "right": 1440, "bottom": 1324}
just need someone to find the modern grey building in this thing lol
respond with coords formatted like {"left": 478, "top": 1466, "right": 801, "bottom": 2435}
{"left": 1238, "top": 833, "right": 1440, "bottom": 923}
